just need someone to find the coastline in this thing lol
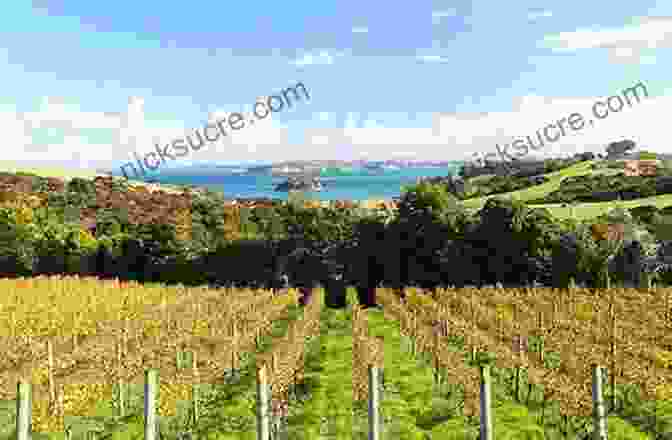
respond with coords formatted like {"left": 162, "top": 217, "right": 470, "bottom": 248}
{"left": 113, "top": 167, "right": 453, "bottom": 201}
{"left": 0, "top": 164, "right": 441, "bottom": 207}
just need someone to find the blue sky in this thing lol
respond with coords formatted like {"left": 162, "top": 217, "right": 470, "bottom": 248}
{"left": 1, "top": 0, "right": 671, "bottom": 168}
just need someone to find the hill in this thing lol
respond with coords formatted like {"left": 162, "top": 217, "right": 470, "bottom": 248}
{"left": 456, "top": 158, "right": 672, "bottom": 222}
{"left": 0, "top": 162, "right": 97, "bottom": 180}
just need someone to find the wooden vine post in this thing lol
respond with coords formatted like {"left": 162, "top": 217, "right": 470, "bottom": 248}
{"left": 256, "top": 364, "right": 270, "bottom": 440}
{"left": 72, "top": 314, "right": 80, "bottom": 352}
{"left": 441, "top": 304, "right": 448, "bottom": 337}
{"left": 479, "top": 363, "right": 494, "bottom": 440}
{"left": 116, "top": 332, "right": 126, "bottom": 417}
{"left": 552, "top": 299, "right": 558, "bottom": 329}
{"left": 609, "top": 294, "right": 617, "bottom": 411}
{"left": 159, "top": 297, "right": 166, "bottom": 346}
{"left": 56, "top": 384, "right": 65, "bottom": 432}
{"left": 16, "top": 380, "right": 31, "bottom": 440}
{"left": 471, "top": 294, "right": 478, "bottom": 362}
{"left": 271, "top": 353, "right": 278, "bottom": 373}
{"left": 512, "top": 301, "right": 524, "bottom": 403}
{"left": 192, "top": 351, "right": 199, "bottom": 426}
{"left": 368, "top": 365, "right": 381, "bottom": 440}
{"left": 592, "top": 365, "right": 608, "bottom": 440}
{"left": 537, "top": 312, "right": 545, "bottom": 364}
{"left": 432, "top": 327, "right": 441, "bottom": 385}
{"left": 144, "top": 369, "right": 158, "bottom": 440}
{"left": 409, "top": 313, "right": 416, "bottom": 356}
{"left": 231, "top": 321, "right": 239, "bottom": 370}
{"left": 47, "top": 339, "right": 56, "bottom": 416}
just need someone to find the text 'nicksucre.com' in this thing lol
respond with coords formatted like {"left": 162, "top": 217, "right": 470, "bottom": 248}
{"left": 120, "top": 81, "right": 310, "bottom": 180}
{"left": 471, "top": 80, "right": 649, "bottom": 172}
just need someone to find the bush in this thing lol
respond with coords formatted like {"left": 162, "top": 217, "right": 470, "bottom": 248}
{"left": 629, "top": 206, "right": 659, "bottom": 224}
{"left": 606, "top": 161, "right": 625, "bottom": 169}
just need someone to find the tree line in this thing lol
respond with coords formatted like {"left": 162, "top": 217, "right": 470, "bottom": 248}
{"left": 0, "top": 171, "right": 669, "bottom": 308}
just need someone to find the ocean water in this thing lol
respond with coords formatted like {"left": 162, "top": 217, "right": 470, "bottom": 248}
{"left": 117, "top": 166, "right": 461, "bottom": 201}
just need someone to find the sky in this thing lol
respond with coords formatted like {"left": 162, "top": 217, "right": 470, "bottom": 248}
{"left": 1, "top": 0, "right": 671, "bottom": 169}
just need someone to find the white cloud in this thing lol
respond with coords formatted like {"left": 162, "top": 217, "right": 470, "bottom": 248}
{"left": 0, "top": 96, "right": 132, "bottom": 168}
{"left": 197, "top": 104, "right": 288, "bottom": 161}
{"left": 541, "top": 16, "right": 672, "bottom": 62}
{"left": 342, "top": 127, "right": 442, "bottom": 145}
{"left": 417, "top": 54, "right": 450, "bottom": 63}
{"left": 433, "top": 84, "right": 672, "bottom": 161}
{"left": 390, "top": 151, "right": 417, "bottom": 157}
{"left": 344, "top": 112, "right": 361, "bottom": 129}
{"left": 5, "top": 81, "right": 671, "bottom": 166}
{"left": 0, "top": 91, "right": 295, "bottom": 168}
{"left": 308, "top": 134, "right": 331, "bottom": 145}
{"left": 362, "top": 118, "right": 383, "bottom": 128}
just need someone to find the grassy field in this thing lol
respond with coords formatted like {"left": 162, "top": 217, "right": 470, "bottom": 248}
{"left": 459, "top": 161, "right": 599, "bottom": 211}
{"left": 0, "top": 163, "right": 97, "bottom": 180}
{"left": 459, "top": 160, "right": 672, "bottom": 221}
{"left": 529, "top": 195, "right": 672, "bottom": 222}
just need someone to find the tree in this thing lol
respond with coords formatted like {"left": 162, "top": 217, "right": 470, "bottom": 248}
{"left": 566, "top": 222, "right": 624, "bottom": 288}
{"left": 659, "top": 160, "right": 672, "bottom": 174}
{"left": 397, "top": 181, "right": 453, "bottom": 219}
{"left": 287, "top": 190, "right": 308, "bottom": 209}
{"left": 606, "top": 139, "right": 636, "bottom": 157}
{"left": 392, "top": 182, "right": 471, "bottom": 289}
{"left": 348, "top": 217, "right": 387, "bottom": 307}
{"left": 469, "top": 198, "right": 559, "bottom": 285}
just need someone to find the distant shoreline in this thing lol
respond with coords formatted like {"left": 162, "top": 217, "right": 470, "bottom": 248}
{"left": 0, "top": 163, "right": 454, "bottom": 203}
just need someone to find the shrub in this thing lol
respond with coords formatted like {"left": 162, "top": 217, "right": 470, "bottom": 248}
{"left": 629, "top": 206, "right": 659, "bottom": 224}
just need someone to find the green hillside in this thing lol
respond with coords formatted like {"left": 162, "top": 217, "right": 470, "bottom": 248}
{"left": 460, "top": 160, "right": 598, "bottom": 210}
{"left": 0, "top": 162, "right": 97, "bottom": 180}
{"left": 459, "top": 160, "right": 672, "bottom": 222}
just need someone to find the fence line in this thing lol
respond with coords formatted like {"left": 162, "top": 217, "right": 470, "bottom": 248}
{"left": 13, "top": 356, "right": 612, "bottom": 440}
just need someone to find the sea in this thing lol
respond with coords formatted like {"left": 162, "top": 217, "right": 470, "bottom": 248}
{"left": 111, "top": 163, "right": 464, "bottom": 201}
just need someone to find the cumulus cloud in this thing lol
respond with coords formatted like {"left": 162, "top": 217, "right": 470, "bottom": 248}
{"left": 0, "top": 96, "right": 129, "bottom": 169}
{"left": 0, "top": 92, "right": 295, "bottom": 168}
{"left": 5, "top": 81, "right": 670, "bottom": 166}
{"left": 541, "top": 16, "right": 672, "bottom": 63}
{"left": 433, "top": 83, "right": 671, "bottom": 161}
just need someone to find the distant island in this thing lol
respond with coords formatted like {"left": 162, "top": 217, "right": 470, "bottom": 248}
{"left": 100, "top": 159, "right": 461, "bottom": 178}
{"left": 274, "top": 176, "right": 324, "bottom": 192}
{"left": 247, "top": 159, "right": 459, "bottom": 176}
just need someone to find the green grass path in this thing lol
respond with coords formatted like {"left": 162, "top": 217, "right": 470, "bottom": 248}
{"left": 365, "top": 307, "right": 480, "bottom": 439}
{"left": 290, "top": 306, "right": 355, "bottom": 439}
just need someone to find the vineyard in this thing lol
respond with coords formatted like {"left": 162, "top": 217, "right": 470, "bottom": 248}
{"left": 0, "top": 277, "right": 670, "bottom": 439}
